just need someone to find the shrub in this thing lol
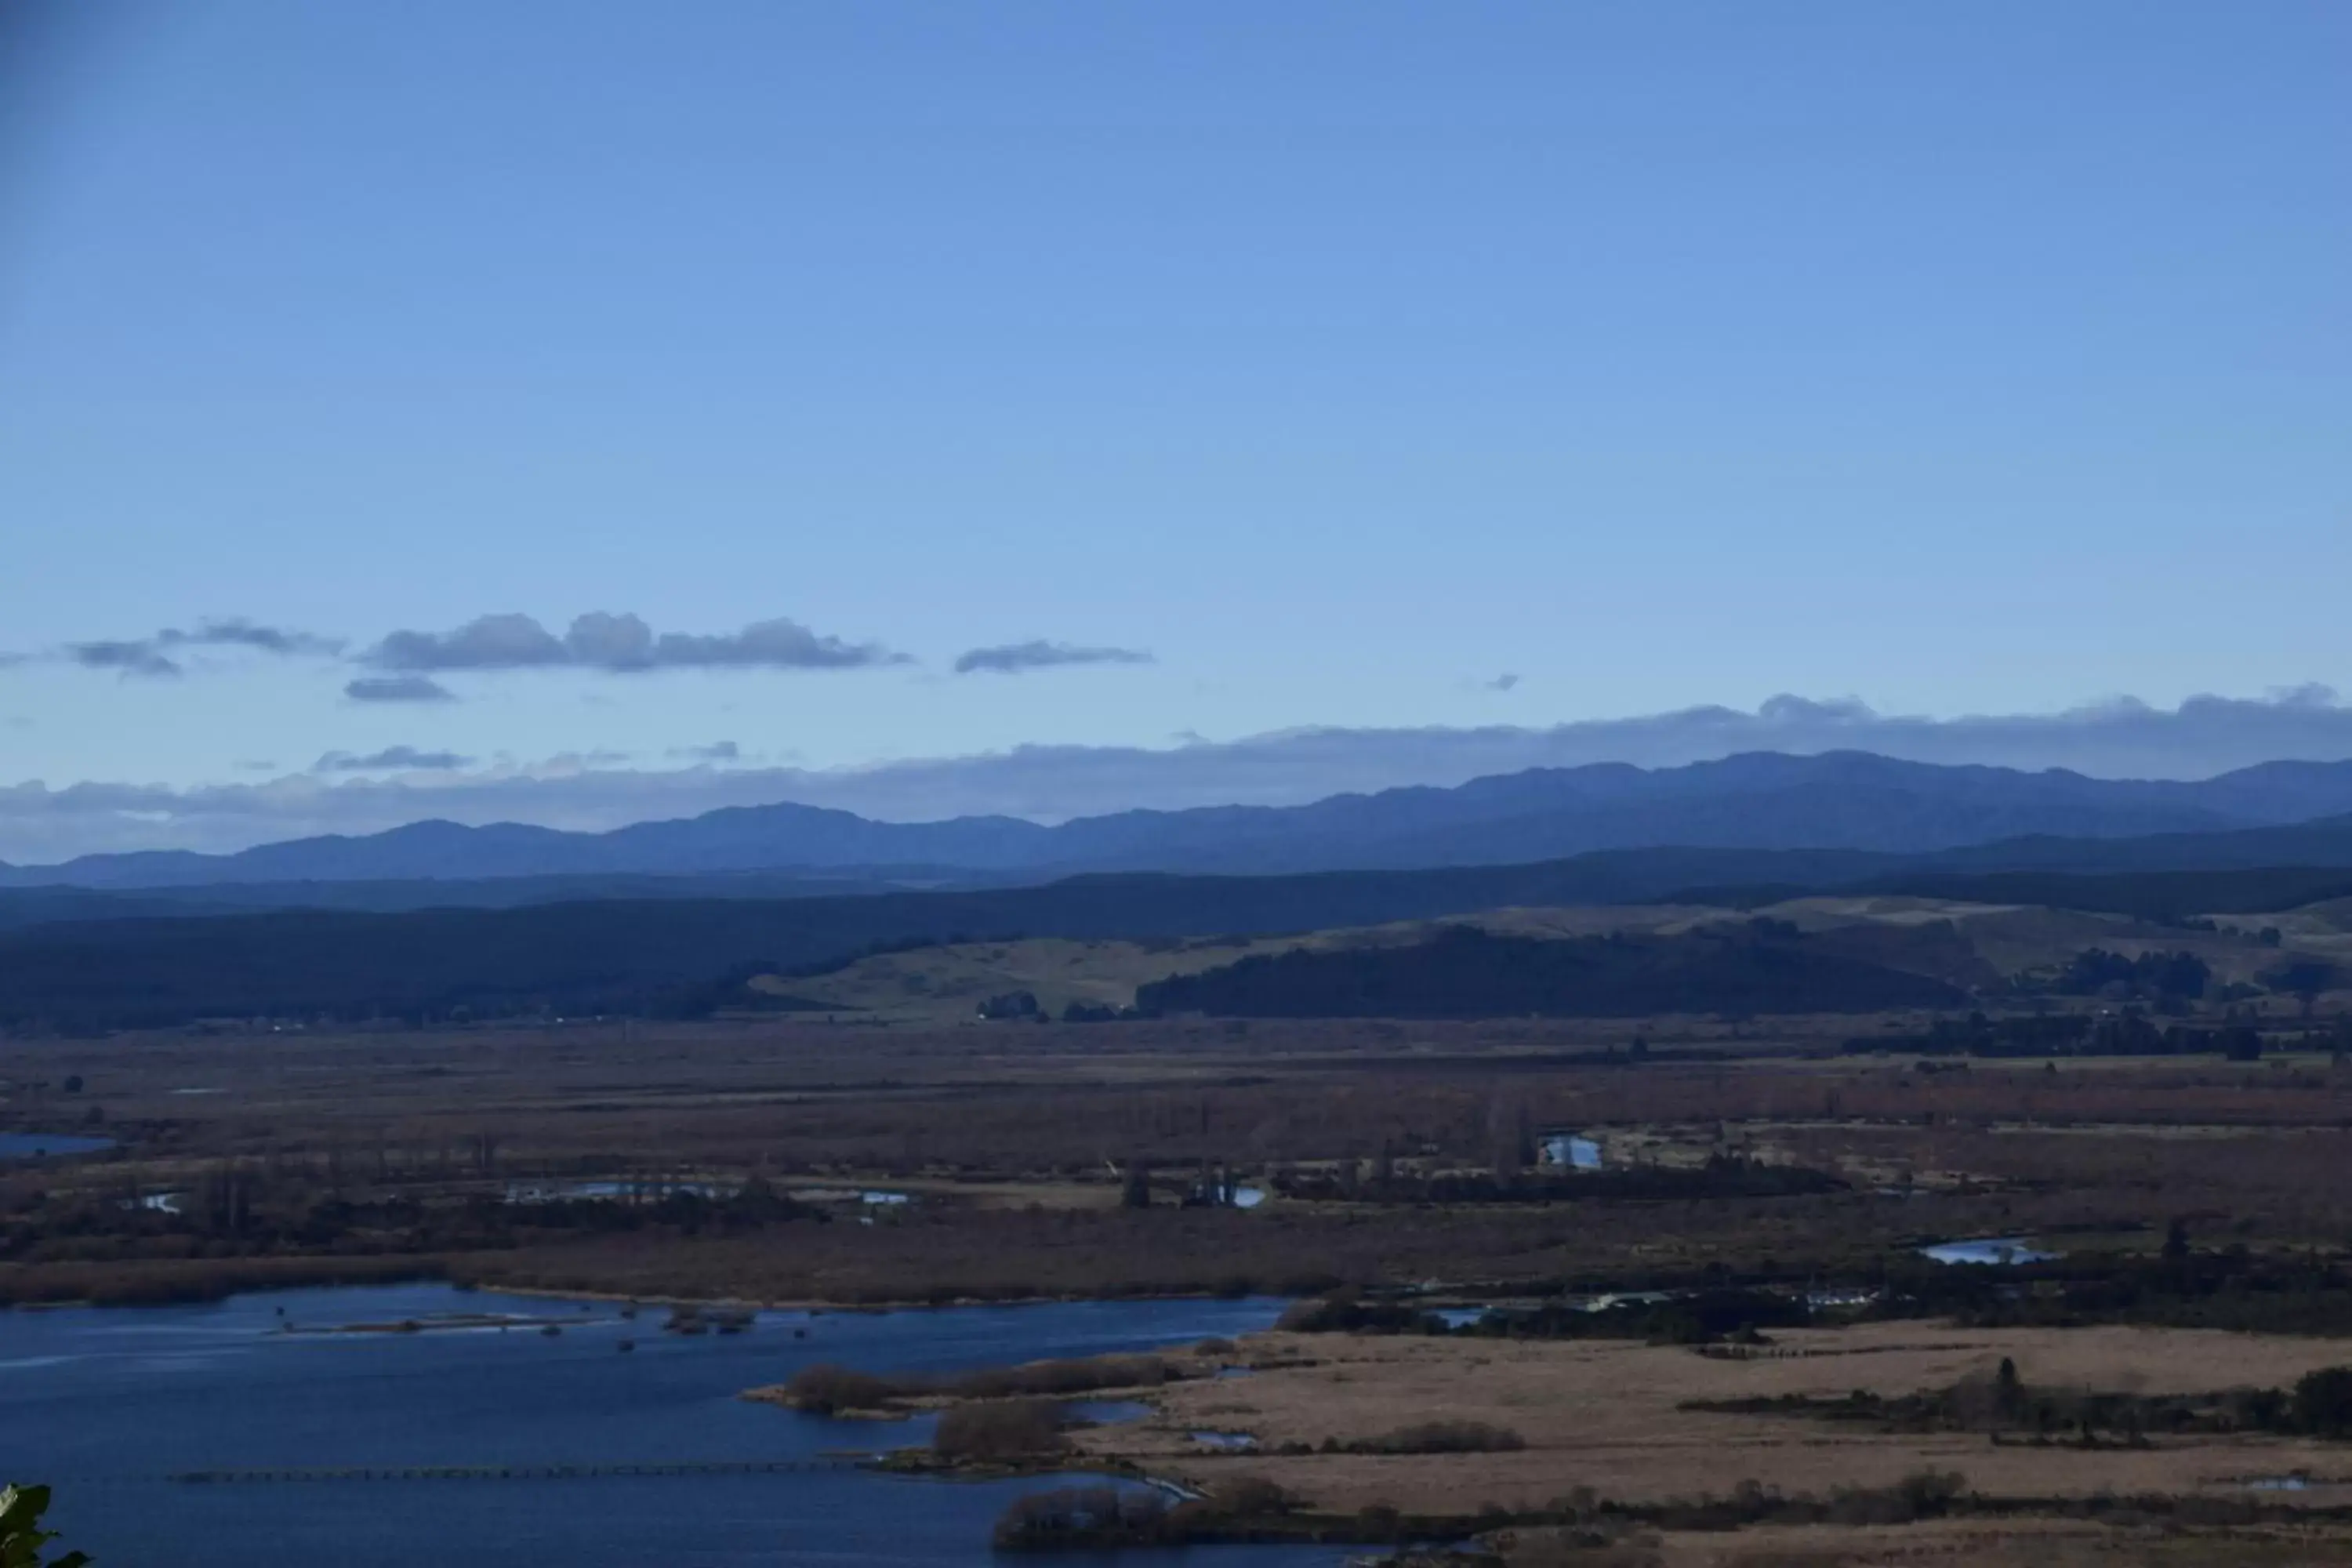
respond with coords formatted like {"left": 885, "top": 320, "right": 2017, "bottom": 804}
{"left": 934, "top": 1399, "right": 1065, "bottom": 1462}
{"left": 783, "top": 1363, "right": 895, "bottom": 1414}
{"left": 1351, "top": 1419, "right": 1526, "bottom": 1454}
{"left": 2292, "top": 1367, "right": 2352, "bottom": 1436}
{"left": 1, "top": 1484, "right": 90, "bottom": 1568}
{"left": 1277, "top": 1291, "right": 1433, "bottom": 1334}
{"left": 950, "top": 1353, "right": 1169, "bottom": 1399}
{"left": 1209, "top": 1475, "right": 1292, "bottom": 1515}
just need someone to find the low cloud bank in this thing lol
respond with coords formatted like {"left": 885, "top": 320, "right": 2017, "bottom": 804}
{"left": 365, "top": 612, "right": 903, "bottom": 674}
{"left": 4, "top": 688, "right": 2350, "bottom": 862}
{"left": 953, "top": 641, "right": 1154, "bottom": 675}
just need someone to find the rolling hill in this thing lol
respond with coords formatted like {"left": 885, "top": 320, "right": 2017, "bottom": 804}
{"left": 15, "top": 751, "right": 2352, "bottom": 891}
{"left": 8, "top": 843, "right": 2352, "bottom": 1031}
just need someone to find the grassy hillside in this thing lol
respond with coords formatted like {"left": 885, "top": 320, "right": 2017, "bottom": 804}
{"left": 5, "top": 855, "right": 2349, "bottom": 1031}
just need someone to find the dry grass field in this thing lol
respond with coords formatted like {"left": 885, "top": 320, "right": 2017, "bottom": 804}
{"left": 11, "top": 966, "right": 2352, "bottom": 1563}
{"left": 9, "top": 1002, "right": 2352, "bottom": 1308}
{"left": 724, "top": 892, "right": 2347, "bottom": 1025}
{"left": 1080, "top": 1323, "right": 2352, "bottom": 1514}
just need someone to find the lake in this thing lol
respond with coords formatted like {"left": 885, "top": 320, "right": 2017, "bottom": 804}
{"left": 0, "top": 1283, "right": 1346, "bottom": 1567}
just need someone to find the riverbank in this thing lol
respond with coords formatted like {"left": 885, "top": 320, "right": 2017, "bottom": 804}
{"left": 0, "top": 1281, "right": 1340, "bottom": 1568}
{"left": 775, "top": 1315, "right": 2352, "bottom": 1563}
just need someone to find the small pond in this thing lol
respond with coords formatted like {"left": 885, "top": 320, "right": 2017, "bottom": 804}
{"left": 1191, "top": 1430, "right": 1258, "bottom": 1451}
{"left": 1540, "top": 1134, "right": 1602, "bottom": 1171}
{"left": 1918, "top": 1238, "right": 2060, "bottom": 1266}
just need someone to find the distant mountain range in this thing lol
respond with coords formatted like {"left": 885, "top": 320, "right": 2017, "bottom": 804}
{"left": 15, "top": 750, "right": 2352, "bottom": 891}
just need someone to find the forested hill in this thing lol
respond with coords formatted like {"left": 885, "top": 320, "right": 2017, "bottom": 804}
{"left": 16, "top": 751, "right": 2352, "bottom": 890}
{"left": 1134, "top": 924, "right": 1969, "bottom": 1019}
{"left": 5, "top": 851, "right": 2350, "bottom": 1031}
{"left": 0, "top": 849, "right": 1888, "bottom": 1030}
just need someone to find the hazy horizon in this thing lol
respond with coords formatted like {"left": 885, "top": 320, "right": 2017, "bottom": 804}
{"left": 14, "top": 687, "right": 2352, "bottom": 863}
{"left": 4, "top": 2, "right": 2346, "bottom": 860}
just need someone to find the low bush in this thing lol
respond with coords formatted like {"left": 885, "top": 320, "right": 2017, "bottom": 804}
{"left": 951, "top": 1353, "right": 1171, "bottom": 1399}
{"left": 934, "top": 1399, "right": 1065, "bottom": 1462}
{"left": 782, "top": 1363, "right": 895, "bottom": 1414}
{"left": 1348, "top": 1419, "right": 1526, "bottom": 1455}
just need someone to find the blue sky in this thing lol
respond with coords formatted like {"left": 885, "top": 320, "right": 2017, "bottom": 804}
{"left": 1, "top": 2, "right": 2347, "bottom": 857}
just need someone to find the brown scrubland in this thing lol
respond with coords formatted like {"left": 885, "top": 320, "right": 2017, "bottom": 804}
{"left": 9, "top": 973, "right": 2352, "bottom": 1562}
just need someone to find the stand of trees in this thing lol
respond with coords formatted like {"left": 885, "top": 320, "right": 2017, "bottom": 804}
{"left": 1849, "top": 1009, "right": 2280, "bottom": 1061}
{"left": 1138, "top": 924, "right": 1964, "bottom": 1020}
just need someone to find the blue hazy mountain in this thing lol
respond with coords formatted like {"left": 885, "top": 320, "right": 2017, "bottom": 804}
{"left": 13, "top": 751, "right": 2352, "bottom": 891}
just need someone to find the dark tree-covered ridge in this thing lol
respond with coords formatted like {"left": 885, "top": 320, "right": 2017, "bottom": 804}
{"left": 1136, "top": 923, "right": 1966, "bottom": 1019}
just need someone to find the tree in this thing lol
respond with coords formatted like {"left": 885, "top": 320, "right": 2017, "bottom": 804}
{"left": 1, "top": 1485, "right": 90, "bottom": 1568}
{"left": 2292, "top": 1367, "right": 2352, "bottom": 1437}
{"left": 2265, "top": 960, "right": 2336, "bottom": 1020}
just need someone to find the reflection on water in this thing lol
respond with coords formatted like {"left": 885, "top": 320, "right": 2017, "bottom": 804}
{"left": 1191, "top": 1429, "right": 1257, "bottom": 1451}
{"left": 1918, "top": 1238, "right": 2060, "bottom": 1265}
{"left": 1540, "top": 1134, "right": 1602, "bottom": 1170}
{"left": 0, "top": 1283, "right": 1340, "bottom": 1568}
{"left": 504, "top": 1179, "right": 733, "bottom": 1203}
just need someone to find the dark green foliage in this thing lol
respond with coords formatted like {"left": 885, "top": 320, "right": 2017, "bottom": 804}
{"left": 2047, "top": 948, "right": 2209, "bottom": 1000}
{"left": 0, "top": 1486, "right": 89, "bottom": 1568}
{"left": 1138, "top": 924, "right": 1965, "bottom": 1020}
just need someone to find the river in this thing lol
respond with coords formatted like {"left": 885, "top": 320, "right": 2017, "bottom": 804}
{"left": 0, "top": 1283, "right": 1347, "bottom": 1567}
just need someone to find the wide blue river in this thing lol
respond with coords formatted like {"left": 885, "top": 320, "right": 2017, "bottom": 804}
{"left": 0, "top": 1283, "right": 1345, "bottom": 1567}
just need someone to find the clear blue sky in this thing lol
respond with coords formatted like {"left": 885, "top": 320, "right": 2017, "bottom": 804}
{"left": 1, "top": 2, "right": 2347, "bottom": 852}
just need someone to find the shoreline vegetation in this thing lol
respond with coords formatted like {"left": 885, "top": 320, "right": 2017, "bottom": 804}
{"left": 736, "top": 1321, "right": 2352, "bottom": 1561}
